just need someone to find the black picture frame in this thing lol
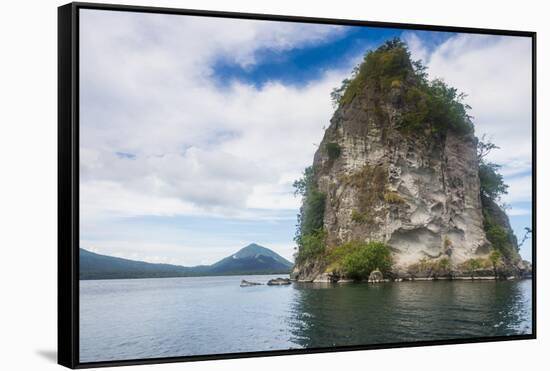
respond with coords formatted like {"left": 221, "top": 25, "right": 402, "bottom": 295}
{"left": 58, "top": 2, "right": 537, "bottom": 368}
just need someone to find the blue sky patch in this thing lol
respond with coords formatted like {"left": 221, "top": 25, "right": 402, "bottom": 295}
{"left": 115, "top": 151, "right": 136, "bottom": 160}
{"left": 211, "top": 27, "right": 455, "bottom": 88}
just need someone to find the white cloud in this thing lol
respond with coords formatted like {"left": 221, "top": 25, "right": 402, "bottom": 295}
{"left": 80, "top": 180, "right": 196, "bottom": 225}
{"left": 502, "top": 175, "right": 533, "bottom": 204}
{"left": 507, "top": 208, "right": 531, "bottom": 216}
{"left": 80, "top": 10, "right": 348, "bottom": 226}
{"left": 403, "top": 32, "right": 430, "bottom": 64}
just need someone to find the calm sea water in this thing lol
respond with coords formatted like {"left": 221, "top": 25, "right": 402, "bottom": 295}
{"left": 79, "top": 276, "right": 532, "bottom": 363}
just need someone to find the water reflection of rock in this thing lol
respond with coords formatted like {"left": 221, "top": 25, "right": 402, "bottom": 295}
{"left": 287, "top": 281, "right": 531, "bottom": 349}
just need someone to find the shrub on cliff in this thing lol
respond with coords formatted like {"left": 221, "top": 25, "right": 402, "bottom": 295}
{"left": 295, "top": 229, "right": 327, "bottom": 262}
{"left": 479, "top": 162, "right": 508, "bottom": 202}
{"left": 338, "top": 241, "right": 392, "bottom": 280}
{"left": 293, "top": 166, "right": 327, "bottom": 262}
{"left": 383, "top": 191, "right": 404, "bottom": 204}
{"left": 351, "top": 209, "right": 368, "bottom": 223}
{"left": 477, "top": 137, "right": 520, "bottom": 263}
{"left": 293, "top": 166, "right": 326, "bottom": 237}
{"left": 485, "top": 223, "right": 517, "bottom": 261}
{"left": 325, "top": 142, "right": 342, "bottom": 160}
{"left": 301, "top": 190, "right": 326, "bottom": 236}
{"left": 486, "top": 225, "right": 508, "bottom": 250}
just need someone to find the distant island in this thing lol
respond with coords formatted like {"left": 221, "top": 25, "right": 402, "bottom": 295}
{"left": 80, "top": 243, "right": 292, "bottom": 280}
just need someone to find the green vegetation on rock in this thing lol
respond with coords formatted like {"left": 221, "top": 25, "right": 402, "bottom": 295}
{"left": 477, "top": 137, "right": 519, "bottom": 262}
{"left": 484, "top": 221, "right": 517, "bottom": 261}
{"left": 399, "top": 79, "right": 473, "bottom": 136}
{"left": 326, "top": 241, "right": 392, "bottom": 280}
{"left": 351, "top": 209, "right": 368, "bottom": 224}
{"left": 293, "top": 166, "right": 326, "bottom": 237}
{"left": 407, "top": 257, "right": 452, "bottom": 278}
{"left": 462, "top": 258, "right": 486, "bottom": 278}
{"left": 383, "top": 191, "right": 404, "bottom": 204}
{"left": 437, "top": 257, "right": 451, "bottom": 274}
{"left": 489, "top": 249, "right": 503, "bottom": 276}
{"left": 293, "top": 166, "right": 327, "bottom": 262}
{"left": 479, "top": 162, "right": 508, "bottom": 201}
{"left": 325, "top": 142, "right": 342, "bottom": 160}
{"left": 330, "top": 38, "right": 473, "bottom": 137}
{"left": 331, "top": 39, "right": 411, "bottom": 106}
{"left": 477, "top": 137, "right": 508, "bottom": 204}
{"left": 295, "top": 229, "right": 327, "bottom": 262}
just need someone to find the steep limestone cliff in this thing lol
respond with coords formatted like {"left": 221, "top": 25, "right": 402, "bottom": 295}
{"left": 292, "top": 40, "right": 522, "bottom": 282}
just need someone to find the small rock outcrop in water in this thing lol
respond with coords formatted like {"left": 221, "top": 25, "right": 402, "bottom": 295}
{"left": 368, "top": 270, "right": 383, "bottom": 283}
{"left": 291, "top": 39, "right": 528, "bottom": 282}
{"left": 240, "top": 280, "right": 263, "bottom": 287}
{"left": 267, "top": 278, "right": 292, "bottom": 286}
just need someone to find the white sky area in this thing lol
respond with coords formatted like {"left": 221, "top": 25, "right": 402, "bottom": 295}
{"left": 80, "top": 10, "right": 532, "bottom": 265}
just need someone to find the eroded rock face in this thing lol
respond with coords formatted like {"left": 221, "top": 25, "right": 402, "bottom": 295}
{"left": 292, "top": 74, "right": 508, "bottom": 281}
{"left": 291, "top": 257, "right": 326, "bottom": 282}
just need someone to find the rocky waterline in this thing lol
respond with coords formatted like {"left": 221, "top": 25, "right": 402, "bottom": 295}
{"left": 291, "top": 273, "right": 532, "bottom": 283}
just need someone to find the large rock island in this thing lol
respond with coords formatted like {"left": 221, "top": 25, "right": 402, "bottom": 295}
{"left": 291, "top": 39, "right": 529, "bottom": 282}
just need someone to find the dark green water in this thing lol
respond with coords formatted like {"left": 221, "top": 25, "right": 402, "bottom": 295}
{"left": 80, "top": 276, "right": 532, "bottom": 363}
{"left": 290, "top": 279, "right": 531, "bottom": 347}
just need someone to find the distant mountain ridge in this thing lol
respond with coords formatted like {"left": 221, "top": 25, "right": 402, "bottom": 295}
{"left": 80, "top": 243, "right": 292, "bottom": 280}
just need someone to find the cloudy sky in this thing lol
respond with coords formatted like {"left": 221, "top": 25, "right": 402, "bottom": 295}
{"left": 79, "top": 9, "right": 533, "bottom": 265}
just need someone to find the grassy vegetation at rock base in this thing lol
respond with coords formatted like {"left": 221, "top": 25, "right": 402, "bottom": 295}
{"left": 405, "top": 253, "right": 508, "bottom": 279}
{"left": 325, "top": 241, "right": 393, "bottom": 280}
{"left": 407, "top": 257, "right": 452, "bottom": 278}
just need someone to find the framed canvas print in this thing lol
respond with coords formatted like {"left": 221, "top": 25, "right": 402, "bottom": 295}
{"left": 58, "top": 2, "right": 536, "bottom": 368}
